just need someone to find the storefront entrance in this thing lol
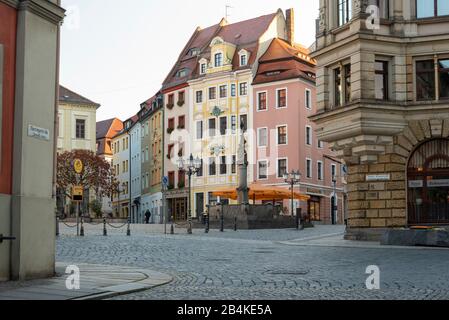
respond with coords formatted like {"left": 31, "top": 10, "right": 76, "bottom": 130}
{"left": 308, "top": 197, "right": 321, "bottom": 221}
{"left": 169, "top": 197, "right": 187, "bottom": 221}
{"left": 408, "top": 139, "right": 449, "bottom": 225}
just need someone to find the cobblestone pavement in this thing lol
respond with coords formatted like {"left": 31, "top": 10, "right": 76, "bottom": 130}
{"left": 56, "top": 224, "right": 449, "bottom": 300}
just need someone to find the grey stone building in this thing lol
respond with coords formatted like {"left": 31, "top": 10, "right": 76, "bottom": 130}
{"left": 310, "top": 0, "right": 449, "bottom": 240}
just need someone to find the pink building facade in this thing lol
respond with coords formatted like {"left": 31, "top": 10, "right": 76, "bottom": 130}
{"left": 252, "top": 38, "right": 345, "bottom": 224}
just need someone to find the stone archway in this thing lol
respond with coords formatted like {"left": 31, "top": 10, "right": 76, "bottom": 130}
{"left": 343, "top": 119, "right": 449, "bottom": 235}
{"left": 407, "top": 138, "right": 449, "bottom": 225}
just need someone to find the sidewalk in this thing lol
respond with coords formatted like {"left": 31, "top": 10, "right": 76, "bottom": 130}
{"left": 0, "top": 263, "right": 172, "bottom": 300}
{"left": 279, "top": 234, "right": 449, "bottom": 251}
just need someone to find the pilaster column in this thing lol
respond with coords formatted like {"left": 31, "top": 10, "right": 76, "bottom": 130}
{"left": 10, "top": 0, "right": 64, "bottom": 280}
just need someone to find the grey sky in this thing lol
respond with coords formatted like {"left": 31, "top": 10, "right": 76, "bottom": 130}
{"left": 60, "top": 0, "right": 319, "bottom": 122}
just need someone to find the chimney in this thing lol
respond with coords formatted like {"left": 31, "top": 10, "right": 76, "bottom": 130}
{"left": 286, "top": 8, "right": 295, "bottom": 45}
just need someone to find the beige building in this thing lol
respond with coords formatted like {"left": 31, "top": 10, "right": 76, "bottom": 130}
{"left": 139, "top": 94, "right": 164, "bottom": 224}
{"left": 58, "top": 85, "right": 99, "bottom": 153}
{"left": 311, "top": 0, "right": 449, "bottom": 240}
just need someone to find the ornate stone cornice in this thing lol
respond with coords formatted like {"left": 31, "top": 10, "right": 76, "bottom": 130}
{"left": 18, "top": 0, "right": 65, "bottom": 25}
{"left": 0, "top": 0, "right": 19, "bottom": 8}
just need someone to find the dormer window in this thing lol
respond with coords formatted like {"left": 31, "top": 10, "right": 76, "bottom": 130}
{"left": 188, "top": 48, "right": 200, "bottom": 56}
{"left": 238, "top": 49, "right": 249, "bottom": 67}
{"left": 200, "top": 63, "right": 206, "bottom": 74}
{"left": 266, "top": 71, "right": 281, "bottom": 76}
{"left": 176, "top": 69, "right": 187, "bottom": 78}
{"left": 214, "top": 53, "right": 223, "bottom": 67}
{"left": 240, "top": 54, "right": 247, "bottom": 66}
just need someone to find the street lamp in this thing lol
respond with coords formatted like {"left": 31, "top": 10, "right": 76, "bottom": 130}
{"left": 331, "top": 175, "right": 337, "bottom": 225}
{"left": 284, "top": 170, "right": 302, "bottom": 230}
{"left": 178, "top": 154, "right": 202, "bottom": 234}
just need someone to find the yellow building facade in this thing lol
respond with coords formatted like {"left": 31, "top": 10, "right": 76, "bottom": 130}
{"left": 188, "top": 37, "right": 254, "bottom": 217}
{"left": 57, "top": 85, "right": 99, "bottom": 153}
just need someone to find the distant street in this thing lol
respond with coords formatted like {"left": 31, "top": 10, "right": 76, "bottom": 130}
{"left": 56, "top": 224, "right": 449, "bottom": 300}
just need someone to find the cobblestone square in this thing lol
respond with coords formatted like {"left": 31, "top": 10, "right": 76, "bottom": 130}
{"left": 56, "top": 225, "right": 449, "bottom": 300}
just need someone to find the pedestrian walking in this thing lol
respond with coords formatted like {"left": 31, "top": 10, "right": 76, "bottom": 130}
{"left": 145, "top": 210, "right": 151, "bottom": 224}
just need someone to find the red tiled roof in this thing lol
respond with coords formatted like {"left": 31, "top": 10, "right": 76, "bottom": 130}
{"left": 162, "top": 24, "right": 221, "bottom": 91}
{"left": 253, "top": 38, "right": 316, "bottom": 85}
{"left": 163, "top": 11, "right": 279, "bottom": 90}
{"left": 97, "top": 118, "right": 123, "bottom": 139}
{"left": 218, "top": 13, "right": 277, "bottom": 45}
{"left": 59, "top": 85, "right": 100, "bottom": 107}
{"left": 96, "top": 118, "right": 123, "bottom": 156}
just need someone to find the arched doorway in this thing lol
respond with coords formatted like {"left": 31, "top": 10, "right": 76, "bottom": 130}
{"left": 408, "top": 139, "right": 449, "bottom": 225}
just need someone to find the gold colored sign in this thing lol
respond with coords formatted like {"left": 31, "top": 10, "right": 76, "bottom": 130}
{"left": 73, "top": 159, "right": 83, "bottom": 174}
{"left": 72, "top": 186, "right": 83, "bottom": 202}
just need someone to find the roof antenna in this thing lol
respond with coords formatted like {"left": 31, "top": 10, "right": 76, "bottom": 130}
{"left": 225, "top": 4, "right": 233, "bottom": 21}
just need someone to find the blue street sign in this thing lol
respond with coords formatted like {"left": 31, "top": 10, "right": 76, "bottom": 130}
{"left": 162, "top": 176, "right": 169, "bottom": 187}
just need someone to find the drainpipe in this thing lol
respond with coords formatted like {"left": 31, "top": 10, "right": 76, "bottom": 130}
{"left": 129, "top": 129, "right": 132, "bottom": 224}
{"left": 53, "top": 0, "right": 62, "bottom": 202}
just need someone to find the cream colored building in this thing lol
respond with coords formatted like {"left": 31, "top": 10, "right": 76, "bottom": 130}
{"left": 311, "top": 0, "right": 449, "bottom": 240}
{"left": 58, "top": 85, "right": 99, "bottom": 153}
{"left": 187, "top": 11, "right": 291, "bottom": 218}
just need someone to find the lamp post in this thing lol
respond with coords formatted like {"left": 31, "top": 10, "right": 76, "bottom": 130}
{"left": 178, "top": 154, "right": 202, "bottom": 235}
{"left": 332, "top": 175, "right": 337, "bottom": 225}
{"left": 283, "top": 170, "right": 302, "bottom": 230}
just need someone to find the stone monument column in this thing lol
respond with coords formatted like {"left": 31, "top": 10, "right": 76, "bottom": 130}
{"left": 237, "top": 123, "right": 249, "bottom": 205}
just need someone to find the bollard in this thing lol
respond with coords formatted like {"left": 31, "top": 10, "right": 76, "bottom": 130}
{"left": 103, "top": 218, "right": 107, "bottom": 236}
{"left": 56, "top": 215, "right": 60, "bottom": 237}
{"left": 204, "top": 213, "right": 209, "bottom": 234}
{"left": 170, "top": 216, "right": 174, "bottom": 235}
{"left": 127, "top": 218, "right": 131, "bottom": 236}
{"left": 80, "top": 216, "right": 85, "bottom": 237}
{"left": 234, "top": 216, "right": 237, "bottom": 232}
{"left": 220, "top": 207, "right": 224, "bottom": 233}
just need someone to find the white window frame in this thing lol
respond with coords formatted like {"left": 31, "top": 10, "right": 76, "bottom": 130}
{"left": 219, "top": 155, "right": 227, "bottom": 176}
{"left": 231, "top": 115, "right": 237, "bottom": 134}
{"left": 208, "top": 86, "right": 217, "bottom": 101}
{"left": 214, "top": 51, "right": 223, "bottom": 68}
{"left": 257, "top": 127, "right": 268, "bottom": 148}
{"left": 257, "top": 90, "right": 268, "bottom": 112}
{"left": 208, "top": 118, "right": 217, "bottom": 137}
{"left": 276, "top": 88, "right": 288, "bottom": 109}
{"left": 219, "top": 84, "right": 228, "bottom": 99}
{"left": 276, "top": 157, "right": 288, "bottom": 179}
{"left": 306, "top": 158, "right": 312, "bottom": 179}
{"left": 196, "top": 120, "right": 203, "bottom": 140}
{"left": 257, "top": 160, "right": 269, "bottom": 180}
{"left": 306, "top": 125, "right": 312, "bottom": 146}
{"left": 318, "top": 140, "right": 324, "bottom": 149}
{"left": 276, "top": 124, "right": 288, "bottom": 146}
{"left": 239, "top": 82, "right": 248, "bottom": 96}
{"left": 230, "top": 84, "right": 236, "bottom": 97}
{"left": 195, "top": 90, "right": 203, "bottom": 104}
{"left": 305, "top": 88, "right": 312, "bottom": 110}
{"left": 200, "top": 63, "right": 207, "bottom": 75}
{"left": 240, "top": 54, "right": 247, "bottom": 66}
{"left": 317, "top": 160, "right": 323, "bottom": 181}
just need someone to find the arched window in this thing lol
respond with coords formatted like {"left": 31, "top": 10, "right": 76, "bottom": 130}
{"left": 408, "top": 139, "right": 449, "bottom": 225}
{"left": 214, "top": 52, "right": 223, "bottom": 67}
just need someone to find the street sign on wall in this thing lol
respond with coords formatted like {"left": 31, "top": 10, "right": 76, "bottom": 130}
{"left": 72, "top": 186, "right": 83, "bottom": 202}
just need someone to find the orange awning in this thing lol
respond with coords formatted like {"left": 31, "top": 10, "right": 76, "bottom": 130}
{"left": 211, "top": 184, "right": 310, "bottom": 201}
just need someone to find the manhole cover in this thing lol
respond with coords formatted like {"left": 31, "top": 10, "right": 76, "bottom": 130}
{"left": 207, "top": 258, "right": 232, "bottom": 262}
{"left": 265, "top": 269, "right": 309, "bottom": 276}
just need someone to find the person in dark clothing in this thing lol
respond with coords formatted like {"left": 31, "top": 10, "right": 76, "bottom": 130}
{"left": 145, "top": 210, "right": 151, "bottom": 224}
